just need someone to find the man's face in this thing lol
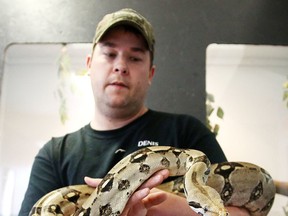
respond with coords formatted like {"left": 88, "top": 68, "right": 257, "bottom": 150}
{"left": 87, "top": 27, "right": 155, "bottom": 116}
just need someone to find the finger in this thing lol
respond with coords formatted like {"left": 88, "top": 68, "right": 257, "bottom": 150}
{"left": 138, "top": 169, "right": 170, "bottom": 190}
{"left": 122, "top": 182, "right": 168, "bottom": 215}
{"left": 226, "top": 206, "right": 250, "bottom": 216}
{"left": 122, "top": 200, "right": 147, "bottom": 216}
{"left": 121, "top": 188, "right": 150, "bottom": 215}
{"left": 142, "top": 191, "right": 168, "bottom": 209}
{"left": 128, "top": 188, "right": 150, "bottom": 205}
{"left": 84, "top": 176, "right": 102, "bottom": 187}
{"left": 122, "top": 190, "right": 167, "bottom": 215}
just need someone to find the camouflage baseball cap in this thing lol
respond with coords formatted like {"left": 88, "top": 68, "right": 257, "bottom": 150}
{"left": 93, "top": 8, "right": 155, "bottom": 54}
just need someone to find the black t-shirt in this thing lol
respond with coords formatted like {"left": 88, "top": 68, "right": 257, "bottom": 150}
{"left": 19, "top": 110, "right": 227, "bottom": 215}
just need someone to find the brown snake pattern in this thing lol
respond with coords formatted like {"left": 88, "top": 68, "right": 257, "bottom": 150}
{"left": 29, "top": 146, "right": 276, "bottom": 216}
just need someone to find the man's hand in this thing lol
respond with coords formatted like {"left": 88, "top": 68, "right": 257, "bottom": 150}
{"left": 84, "top": 170, "right": 250, "bottom": 216}
{"left": 226, "top": 206, "right": 250, "bottom": 216}
{"left": 84, "top": 169, "right": 170, "bottom": 216}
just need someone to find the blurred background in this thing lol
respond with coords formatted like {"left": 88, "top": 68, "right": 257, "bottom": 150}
{"left": 0, "top": 0, "right": 288, "bottom": 215}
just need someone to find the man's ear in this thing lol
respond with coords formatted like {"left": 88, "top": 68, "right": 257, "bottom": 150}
{"left": 86, "top": 54, "right": 92, "bottom": 68}
{"left": 86, "top": 54, "right": 92, "bottom": 69}
{"left": 148, "top": 65, "right": 156, "bottom": 85}
{"left": 86, "top": 55, "right": 92, "bottom": 76}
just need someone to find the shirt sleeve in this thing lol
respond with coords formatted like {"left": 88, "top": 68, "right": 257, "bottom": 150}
{"left": 18, "top": 140, "right": 62, "bottom": 216}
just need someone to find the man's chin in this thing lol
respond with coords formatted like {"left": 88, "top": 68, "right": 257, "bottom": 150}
{"left": 107, "top": 99, "right": 129, "bottom": 108}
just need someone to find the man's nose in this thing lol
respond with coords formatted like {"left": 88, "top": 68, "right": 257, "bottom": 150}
{"left": 114, "top": 58, "right": 128, "bottom": 75}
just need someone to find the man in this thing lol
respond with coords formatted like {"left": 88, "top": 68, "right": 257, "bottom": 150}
{"left": 20, "top": 8, "right": 249, "bottom": 215}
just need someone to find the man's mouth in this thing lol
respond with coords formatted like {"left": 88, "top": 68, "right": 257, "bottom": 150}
{"left": 108, "top": 81, "right": 128, "bottom": 89}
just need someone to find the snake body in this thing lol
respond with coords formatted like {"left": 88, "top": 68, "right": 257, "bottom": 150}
{"left": 29, "top": 146, "right": 276, "bottom": 216}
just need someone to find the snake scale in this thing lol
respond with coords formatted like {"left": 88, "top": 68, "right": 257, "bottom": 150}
{"left": 29, "top": 146, "right": 276, "bottom": 216}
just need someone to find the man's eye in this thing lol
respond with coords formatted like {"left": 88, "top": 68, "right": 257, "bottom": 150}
{"left": 130, "top": 56, "right": 141, "bottom": 62}
{"left": 104, "top": 52, "right": 116, "bottom": 58}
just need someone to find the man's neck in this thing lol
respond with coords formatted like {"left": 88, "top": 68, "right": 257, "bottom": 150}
{"left": 90, "top": 107, "right": 148, "bottom": 131}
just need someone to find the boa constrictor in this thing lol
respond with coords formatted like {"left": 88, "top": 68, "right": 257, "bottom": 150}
{"left": 29, "top": 146, "right": 276, "bottom": 216}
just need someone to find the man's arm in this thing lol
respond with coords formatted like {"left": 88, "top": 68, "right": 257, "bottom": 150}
{"left": 85, "top": 170, "right": 250, "bottom": 216}
{"left": 19, "top": 144, "right": 61, "bottom": 216}
{"left": 146, "top": 189, "right": 250, "bottom": 216}
{"left": 84, "top": 169, "right": 170, "bottom": 216}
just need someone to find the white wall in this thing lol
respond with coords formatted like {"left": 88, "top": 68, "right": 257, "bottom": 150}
{"left": 206, "top": 44, "right": 288, "bottom": 215}
{"left": 0, "top": 44, "right": 94, "bottom": 215}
